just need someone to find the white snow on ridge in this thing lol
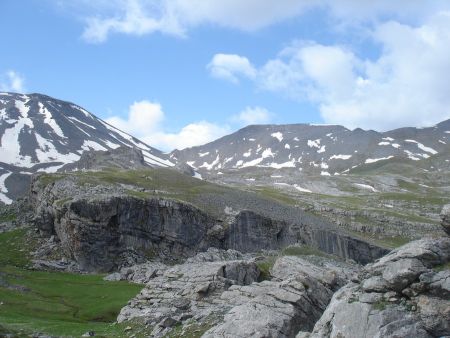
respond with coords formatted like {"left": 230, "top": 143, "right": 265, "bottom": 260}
{"left": 199, "top": 152, "right": 209, "bottom": 157}
{"left": 68, "top": 116, "right": 96, "bottom": 129}
{"left": 365, "top": 156, "right": 394, "bottom": 164}
{"left": 330, "top": 154, "right": 352, "bottom": 160}
{"left": 294, "top": 184, "right": 312, "bottom": 193}
{"left": 35, "top": 134, "right": 81, "bottom": 164}
{"left": 382, "top": 137, "right": 394, "bottom": 141}
{"left": 200, "top": 155, "right": 220, "bottom": 170}
{"left": 243, "top": 149, "right": 252, "bottom": 157}
{"left": 307, "top": 139, "right": 321, "bottom": 148}
{"left": 81, "top": 140, "right": 107, "bottom": 152}
{"left": 404, "top": 150, "right": 421, "bottom": 161}
{"left": 267, "top": 159, "right": 296, "bottom": 169}
{"left": 38, "top": 103, "right": 65, "bottom": 138}
{"left": 405, "top": 139, "right": 437, "bottom": 154}
{"left": 0, "top": 172, "right": 13, "bottom": 204}
{"left": 285, "top": 144, "right": 290, "bottom": 149}
{"left": 378, "top": 141, "right": 390, "bottom": 146}
{"left": 320, "top": 171, "right": 331, "bottom": 176}
{"left": 354, "top": 183, "right": 378, "bottom": 192}
{"left": 193, "top": 172, "right": 203, "bottom": 180}
{"left": 317, "top": 145, "right": 326, "bottom": 153}
{"left": 271, "top": 132, "right": 283, "bottom": 142}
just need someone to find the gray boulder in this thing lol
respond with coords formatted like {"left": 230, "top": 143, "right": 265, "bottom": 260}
{"left": 308, "top": 237, "right": 450, "bottom": 338}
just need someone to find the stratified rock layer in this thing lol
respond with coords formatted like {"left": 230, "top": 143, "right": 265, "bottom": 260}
{"left": 29, "top": 175, "right": 388, "bottom": 272}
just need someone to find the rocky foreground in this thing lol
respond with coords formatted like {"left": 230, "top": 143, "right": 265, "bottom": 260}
{"left": 109, "top": 235, "right": 449, "bottom": 338}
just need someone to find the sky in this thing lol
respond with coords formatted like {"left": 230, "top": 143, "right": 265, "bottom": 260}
{"left": 1, "top": 0, "right": 450, "bottom": 151}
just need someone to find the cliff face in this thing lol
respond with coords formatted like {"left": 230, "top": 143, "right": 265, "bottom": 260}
{"left": 29, "top": 175, "right": 388, "bottom": 272}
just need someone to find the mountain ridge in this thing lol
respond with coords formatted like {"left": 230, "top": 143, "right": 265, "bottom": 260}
{"left": 0, "top": 92, "right": 174, "bottom": 203}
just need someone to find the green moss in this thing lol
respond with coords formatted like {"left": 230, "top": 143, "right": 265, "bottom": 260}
{"left": 372, "top": 299, "right": 389, "bottom": 311}
{"left": 256, "top": 256, "right": 277, "bottom": 281}
{"left": 434, "top": 262, "right": 450, "bottom": 272}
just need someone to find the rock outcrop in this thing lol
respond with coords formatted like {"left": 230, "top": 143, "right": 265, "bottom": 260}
{"left": 441, "top": 204, "right": 450, "bottom": 235}
{"left": 117, "top": 254, "right": 260, "bottom": 337}
{"left": 204, "top": 256, "right": 357, "bottom": 338}
{"left": 116, "top": 251, "right": 358, "bottom": 338}
{"left": 302, "top": 237, "right": 450, "bottom": 338}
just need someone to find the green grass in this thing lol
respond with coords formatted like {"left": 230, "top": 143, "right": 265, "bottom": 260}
{"left": 252, "top": 187, "right": 298, "bottom": 206}
{"left": 256, "top": 256, "right": 277, "bottom": 281}
{"left": 0, "top": 212, "right": 16, "bottom": 223}
{"left": 0, "top": 229, "right": 32, "bottom": 267}
{"left": 0, "top": 229, "right": 146, "bottom": 337}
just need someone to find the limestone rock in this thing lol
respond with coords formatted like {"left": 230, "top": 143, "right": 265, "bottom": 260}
{"left": 308, "top": 237, "right": 450, "bottom": 338}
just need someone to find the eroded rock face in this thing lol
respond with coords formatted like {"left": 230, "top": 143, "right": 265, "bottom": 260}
{"left": 306, "top": 237, "right": 450, "bottom": 338}
{"left": 441, "top": 204, "right": 450, "bottom": 235}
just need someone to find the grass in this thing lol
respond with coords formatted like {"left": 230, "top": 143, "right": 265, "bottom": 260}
{"left": 256, "top": 256, "right": 277, "bottom": 281}
{"left": 0, "top": 229, "right": 146, "bottom": 337}
{"left": 0, "top": 212, "right": 16, "bottom": 223}
{"left": 372, "top": 299, "right": 389, "bottom": 311}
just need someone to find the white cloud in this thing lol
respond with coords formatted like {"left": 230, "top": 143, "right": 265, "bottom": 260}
{"left": 207, "top": 54, "right": 256, "bottom": 83}
{"left": 105, "top": 100, "right": 164, "bottom": 135}
{"left": 0, "top": 70, "right": 25, "bottom": 93}
{"left": 147, "top": 121, "right": 229, "bottom": 150}
{"left": 211, "top": 12, "right": 450, "bottom": 130}
{"left": 232, "top": 106, "right": 272, "bottom": 125}
{"left": 70, "top": 0, "right": 450, "bottom": 43}
{"left": 105, "top": 99, "right": 229, "bottom": 151}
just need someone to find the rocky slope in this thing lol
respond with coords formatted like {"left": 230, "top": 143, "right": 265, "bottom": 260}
{"left": 0, "top": 92, "right": 173, "bottom": 203}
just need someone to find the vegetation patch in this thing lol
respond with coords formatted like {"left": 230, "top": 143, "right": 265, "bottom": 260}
{"left": 0, "top": 229, "right": 145, "bottom": 337}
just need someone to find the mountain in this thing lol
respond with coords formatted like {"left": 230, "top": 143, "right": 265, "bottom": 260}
{"left": 170, "top": 121, "right": 450, "bottom": 175}
{"left": 0, "top": 92, "right": 173, "bottom": 203}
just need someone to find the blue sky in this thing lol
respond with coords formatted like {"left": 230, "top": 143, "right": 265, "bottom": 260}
{"left": 1, "top": 1, "right": 450, "bottom": 150}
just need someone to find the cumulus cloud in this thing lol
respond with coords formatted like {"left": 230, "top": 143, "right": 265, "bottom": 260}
{"left": 232, "top": 106, "right": 272, "bottom": 125}
{"left": 210, "top": 12, "right": 450, "bottom": 130}
{"left": 0, "top": 70, "right": 25, "bottom": 93}
{"left": 71, "top": 0, "right": 450, "bottom": 43}
{"left": 207, "top": 54, "right": 256, "bottom": 83}
{"left": 147, "top": 121, "right": 230, "bottom": 151}
{"left": 105, "top": 100, "right": 229, "bottom": 151}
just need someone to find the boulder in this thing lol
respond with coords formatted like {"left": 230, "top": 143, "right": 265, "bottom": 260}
{"left": 307, "top": 237, "right": 450, "bottom": 338}
{"left": 441, "top": 204, "right": 450, "bottom": 235}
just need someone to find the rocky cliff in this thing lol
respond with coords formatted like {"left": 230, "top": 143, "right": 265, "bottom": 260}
{"left": 29, "top": 172, "right": 388, "bottom": 272}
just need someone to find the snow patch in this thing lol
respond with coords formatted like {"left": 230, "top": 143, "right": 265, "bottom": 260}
{"left": 271, "top": 132, "right": 283, "bottom": 142}
{"left": 200, "top": 155, "right": 220, "bottom": 170}
{"left": 307, "top": 139, "right": 321, "bottom": 148}
{"left": 285, "top": 144, "right": 290, "bottom": 149}
{"left": 330, "top": 154, "right": 352, "bottom": 160}
{"left": 38, "top": 102, "right": 65, "bottom": 138}
{"left": 365, "top": 156, "right": 394, "bottom": 164}
{"left": 354, "top": 183, "right": 378, "bottom": 192}
{"left": 199, "top": 152, "right": 209, "bottom": 157}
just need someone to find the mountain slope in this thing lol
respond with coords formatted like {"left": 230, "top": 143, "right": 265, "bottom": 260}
{"left": 0, "top": 92, "right": 173, "bottom": 203}
{"left": 170, "top": 121, "right": 450, "bottom": 175}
